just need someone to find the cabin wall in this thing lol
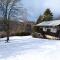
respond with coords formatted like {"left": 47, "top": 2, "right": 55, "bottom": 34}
{"left": 42, "top": 27, "right": 57, "bottom": 33}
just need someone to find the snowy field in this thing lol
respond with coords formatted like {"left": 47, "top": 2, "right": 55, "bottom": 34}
{"left": 0, "top": 36, "right": 60, "bottom": 60}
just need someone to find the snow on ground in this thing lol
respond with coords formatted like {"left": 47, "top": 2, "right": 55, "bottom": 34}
{"left": 0, "top": 36, "right": 60, "bottom": 60}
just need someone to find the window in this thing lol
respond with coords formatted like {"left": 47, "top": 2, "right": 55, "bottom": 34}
{"left": 51, "top": 28, "right": 57, "bottom": 33}
{"left": 47, "top": 29, "right": 50, "bottom": 32}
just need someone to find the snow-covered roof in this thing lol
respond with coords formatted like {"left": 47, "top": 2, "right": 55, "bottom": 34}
{"left": 36, "top": 20, "right": 60, "bottom": 26}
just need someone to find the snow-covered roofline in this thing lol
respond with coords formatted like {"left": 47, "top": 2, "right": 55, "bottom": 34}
{"left": 36, "top": 20, "right": 60, "bottom": 27}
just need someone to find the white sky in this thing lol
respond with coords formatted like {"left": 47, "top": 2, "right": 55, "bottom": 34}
{"left": 21, "top": 0, "right": 60, "bottom": 21}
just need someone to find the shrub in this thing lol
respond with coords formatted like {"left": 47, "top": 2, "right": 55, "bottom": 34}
{"left": 0, "top": 34, "right": 6, "bottom": 38}
{"left": 15, "top": 32, "right": 31, "bottom": 36}
{"left": 32, "top": 32, "right": 37, "bottom": 38}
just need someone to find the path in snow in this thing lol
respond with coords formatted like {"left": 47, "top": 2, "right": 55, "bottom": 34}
{"left": 0, "top": 36, "right": 60, "bottom": 60}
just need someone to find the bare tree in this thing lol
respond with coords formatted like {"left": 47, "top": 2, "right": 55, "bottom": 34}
{"left": 0, "top": 0, "right": 21, "bottom": 42}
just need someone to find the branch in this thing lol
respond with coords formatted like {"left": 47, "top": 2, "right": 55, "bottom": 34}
{"left": 8, "top": 0, "right": 21, "bottom": 19}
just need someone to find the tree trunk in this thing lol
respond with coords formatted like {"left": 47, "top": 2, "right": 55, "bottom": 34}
{"left": 6, "top": 22, "right": 10, "bottom": 42}
{"left": 7, "top": 34, "right": 9, "bottom": 42}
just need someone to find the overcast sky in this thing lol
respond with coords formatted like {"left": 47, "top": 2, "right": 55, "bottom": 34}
{"left": 0, "top": 0, "right": 60, "bottom": 22}
{"left": 21, "top": 0, "right": 60, "bottom": 21}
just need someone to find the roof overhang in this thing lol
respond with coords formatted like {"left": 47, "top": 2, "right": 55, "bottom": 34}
{"left": 36, "top": 20, "right": 60, "bottom": 27}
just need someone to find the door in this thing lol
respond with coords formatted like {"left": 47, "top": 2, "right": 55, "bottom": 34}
{"left": 47, "top": 29, "right": 50, "bottom": 33}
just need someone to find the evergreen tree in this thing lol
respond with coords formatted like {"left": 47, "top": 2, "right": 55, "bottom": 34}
{"left": 36, "top": 8, "right": 53, "bottom": 24}
{"left": 36, "top": 15, "right": 42, "bottom": 24}
{"left": 43, "top": 8, "right": 53, "bottom": 21}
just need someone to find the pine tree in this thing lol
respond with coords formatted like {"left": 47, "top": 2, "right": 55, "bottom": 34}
{"left": 43, "top": 8, "right": 53, "bottom": 21}
{"left": 36, "top": 15, "right": 42, "bottom": 24}
{"left": 36, "top": 8, "right": 53, "bottom": 24}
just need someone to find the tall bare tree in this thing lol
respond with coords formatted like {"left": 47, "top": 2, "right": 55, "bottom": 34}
{"left": 0, "top": 0, "right": 21, "bottom": 42}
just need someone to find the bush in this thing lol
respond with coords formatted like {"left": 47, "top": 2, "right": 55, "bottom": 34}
{"left": 0, "top": 34, "right": 6, "bottom": 38}
{"left": 32, "top": 32, "right": 38, "bottom": 38}
{"left": 15, "top": 32, "right": 31, "bottom": 36}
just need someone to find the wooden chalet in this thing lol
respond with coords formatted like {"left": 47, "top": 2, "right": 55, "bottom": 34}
{"left": 33, "top": 20, "right": 60, "bottom": 39}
